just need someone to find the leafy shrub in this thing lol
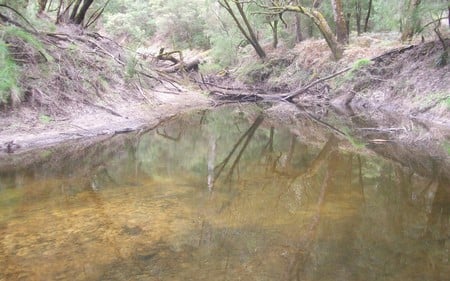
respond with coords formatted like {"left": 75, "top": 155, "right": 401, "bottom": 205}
{"left": 0, "top": 39, "right": 19, "bottom": 104}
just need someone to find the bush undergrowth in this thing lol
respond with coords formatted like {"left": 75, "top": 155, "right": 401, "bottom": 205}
{"left": 0, "top": 38, "right": 19, "bottom": 104}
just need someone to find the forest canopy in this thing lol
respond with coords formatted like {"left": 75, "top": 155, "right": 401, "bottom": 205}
{"left": 0, "top": 0, "right": 449, "bottom": 64}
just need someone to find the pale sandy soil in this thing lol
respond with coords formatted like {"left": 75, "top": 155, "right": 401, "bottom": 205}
{"left": 0, "top": 88, "right": 211, "bottom": 156}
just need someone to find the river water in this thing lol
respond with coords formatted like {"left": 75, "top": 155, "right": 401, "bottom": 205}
{"left": 0, "top": 106, "right": 449, "bottom": 281}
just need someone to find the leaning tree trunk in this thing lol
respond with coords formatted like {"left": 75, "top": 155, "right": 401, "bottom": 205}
{"left": 401, "top": 0, "right": 422, "bottom": 42}
{"left": 69, "top": 0, "right": 82, "bottom": 21}
{"left": 283, "top": 5, "right": 344, "bottom": 60}
{"left": 331, "top": 0, "right": 348, "bottom": 44}
{"left": 220, "top": 0, "right": 266, "bottom": 59}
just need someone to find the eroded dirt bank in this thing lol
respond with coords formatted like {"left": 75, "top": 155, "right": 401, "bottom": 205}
{"left": 0, "top": 27, "right": 211, "bottom": 157}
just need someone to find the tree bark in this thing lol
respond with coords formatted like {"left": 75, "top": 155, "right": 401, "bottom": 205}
{"left": 283, "top": 5, "right": 344, "bottom": 60}
{"left": 270, "top": 19, "right": 278, "bottom": 48}
{"left": 69, "top": 0, "right": 82, "bottom": 21}
{"left": 38, "top": 0, "right": 48, "bottom": 13}
{"left": 355, "top": 0, "right": 362, "bottom": 35}
{"left": 292, "top": 0, "right": 304, "bottom": 42}
{"left": 401, "top": 0, "right": 422, "bottom": 42}
{"left": 294, "top": 13, "right": 304, "bottom": 42}
{"left": 73, "top": 0, "right": 94, "bottom": 25}
{"left": 331, "top": 0, "right": 348, "bottom": 44}
{"left": 363, "top": 0, "right": 373, "bottom": 32}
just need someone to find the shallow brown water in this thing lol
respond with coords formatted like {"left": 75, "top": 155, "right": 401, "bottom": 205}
{"left": 0, "top": 107, "right": 449, "bottom": 281}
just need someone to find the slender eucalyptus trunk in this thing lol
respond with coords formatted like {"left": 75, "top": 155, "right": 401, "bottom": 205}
{"left": 331, "top": 0, "right": 349, "bottom": 44}
{"left": 220, "top": 0, "right": 266, "bottom": 59}
{"left": 363, "top": 0, "right": 373, "bottom": 32}
{"left": 270, "top": 19, "right": 279, "bottom": 48}
{"left": 294, "top": 13, "right": 304, "bottom": 42}
{"left": 69, "top": 0, "right": 82, "bottom": 21}
{"left": 355, "top": 0, "right": 362, "bottom": 35}
{"left": 292, "top": 0, "right": 303, "bottom": 42}
{"left": 73, "top": 0, "right": 94, "bottom": 24}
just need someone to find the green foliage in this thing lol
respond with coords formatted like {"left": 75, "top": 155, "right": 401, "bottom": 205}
{"left": 207, "top": 33, "right": 240, "bottom": 67}
{"left": 2, "top": 26, "right": 53, "bottom": 62}
{"left": 153, "top": 0, "right": 210, "bottom": 49}
{"left": 0, "top": 38, "right": 19, "bottom": 104}
{"left": 444, "top": 141, "right": 450, "bottom": 155}
{"left": 352, "top": 58, "right": 372, "bottom": 70}
{"left": 39, "top": 114, "right": 52, "bottom": 123}
{"left": 125, "top": 55, "right": 138, "bottom": 79}
{"left": 345, "top": 58, "right": 373, "bottom": 80}
{"left": 103, "top": 0, "right": 156, "bottom": 46}
{"left": 445, "top": 96, "right": 450, "bottom": 110}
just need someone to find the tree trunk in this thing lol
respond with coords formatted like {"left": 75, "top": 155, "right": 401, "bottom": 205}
{"left": 234, "top": 1, "right": 266, "bottom": 58}
{"left": 355, "top": 0, "right": 362, "bottom": 35}
{"left": 313, "top": 0, "right": 323, "bottom": 8}
{"left": 38, "top": 0, "right": 48, "bottom": 13}
{"left": 401, "top": 0, "right": 422, "bottom": 42}
{"left": 331, "top": 0, "right": 348, "bottom": 44}
{"left": 284, "top": 5, "right": 344, "bottom": 60}
{"left": 295, "top": 13, "right": 304, "bottom": 42}
{"left": 270, "top": 19, "right": 278, "bottom": 48}
{"left": 363, "top": 0, "right": 373, "bottom": 32}
{"left": 74, "top": 0, "right": 94, "bottom": 25}
{"left": 220, "top": 0, "right": 266, "bottom": 59}
{"left": 69, "top": 0, "right": 82, "bottom": 21}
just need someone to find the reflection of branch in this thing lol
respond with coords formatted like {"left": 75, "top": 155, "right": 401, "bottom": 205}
{"left": 215, "top": 115, "right": 264, "bottom": 181}
{"left": 156, "top": 127, "right": 183, "bottom": 141}
{"left": 224, "top": 116, "right": 264, "bottom": 182}
{"left": 290, "top": 135, "right": 337, "bottom": 182}
{"left": 424, "top": 177, "right": 450, "bottom": 239}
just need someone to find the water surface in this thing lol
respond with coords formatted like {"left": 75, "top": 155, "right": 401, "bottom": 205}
{"left": 0, "top": 106, "right": 449, "bottom": 281}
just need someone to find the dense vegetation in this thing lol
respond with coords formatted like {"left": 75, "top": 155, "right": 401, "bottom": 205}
{"left": 0, "top": 0, "right": 449, "bottom": 105}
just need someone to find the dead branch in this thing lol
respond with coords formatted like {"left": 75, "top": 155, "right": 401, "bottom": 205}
{"left": 210, "top": 44, "right": 417, "bottom": 104}
{"left": 162, "top": 58, "right": 200, "bottom": 73}
{"left": 157, "top": 48, "right": 182, "bottom": 64}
